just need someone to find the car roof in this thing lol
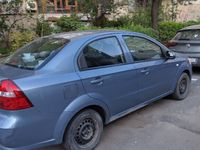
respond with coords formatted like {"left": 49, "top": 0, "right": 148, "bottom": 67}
{"left": 48, "top": 30, "right": 143, "bottom": 40}
{"left": 179, "top": 25, "right": 200, "bottom": 31}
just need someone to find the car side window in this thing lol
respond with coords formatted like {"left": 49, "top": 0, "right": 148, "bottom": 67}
{"left": 79, "top": 37, "right": 125, "bottom": 70}
{"left": 123, "top": 36, "right": 164, "bottom": 61}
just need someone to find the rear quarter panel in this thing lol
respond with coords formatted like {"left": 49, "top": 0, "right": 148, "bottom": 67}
{"left": 12, "top": 71, "right": 86, "bottom": 146}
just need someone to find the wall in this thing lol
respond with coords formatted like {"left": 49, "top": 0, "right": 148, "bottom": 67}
{"left": 162, "top": 0, "right": 200, "bottom": 22}
{"left": 177, "top": 0, "right": 200, "bottom": 21}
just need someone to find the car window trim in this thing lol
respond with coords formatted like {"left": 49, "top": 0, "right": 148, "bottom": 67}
{"left": 77, "top": 36, "right": 127, "bottom": 71}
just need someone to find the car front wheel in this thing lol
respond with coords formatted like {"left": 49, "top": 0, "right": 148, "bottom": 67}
{"left": 172, "top": 73, "right": 190, "bottom": 100}
{"left": 63, "top": 109, "right": 103, "bottom": 150}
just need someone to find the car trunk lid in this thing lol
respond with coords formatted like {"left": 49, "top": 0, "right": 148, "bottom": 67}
{"left": 0, "top": 64, "right": 34, "bottom": 80}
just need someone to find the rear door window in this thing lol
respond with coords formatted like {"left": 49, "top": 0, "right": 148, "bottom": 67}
{"left": 79, "top": 37, "right": 125, "bottom": 70}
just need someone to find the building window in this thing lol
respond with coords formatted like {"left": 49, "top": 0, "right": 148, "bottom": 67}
{"left": 56, "top": 0, "right": 67, "bottom": 13}
{"left": 37, "top": 0, "right": 78, "bottom": 14}
{"left": 68, "top": 0, "right": 75, "bottom": 5}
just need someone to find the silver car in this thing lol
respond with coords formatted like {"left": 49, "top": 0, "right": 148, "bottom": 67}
{"left": 168, "top": 25, "right": 200, "bottom": 67}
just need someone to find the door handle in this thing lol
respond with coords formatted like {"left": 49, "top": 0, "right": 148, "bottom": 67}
{"left": 90, "top": 77, "right": 104, "bottom": 85}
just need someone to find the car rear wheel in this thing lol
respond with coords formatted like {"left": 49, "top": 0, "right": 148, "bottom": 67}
{"left": 172, "top": 73, "right": 190, "bottom": 100}
{"left": 63, "top": 109, "right": 103, "bottom": 150}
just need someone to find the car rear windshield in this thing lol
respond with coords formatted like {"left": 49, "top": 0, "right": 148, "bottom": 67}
{"left": 173, "top": 30, "right": 200, "bottom": 41}
{"left": 4, "top": 37, "right": 69, "bottom": 70}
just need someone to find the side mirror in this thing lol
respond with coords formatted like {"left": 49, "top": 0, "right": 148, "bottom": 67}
{"left": 165, "top": 51, "right": 176, "bottom": 59}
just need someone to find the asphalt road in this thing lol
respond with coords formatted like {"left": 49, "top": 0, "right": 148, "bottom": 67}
{"left": 40, "top": 68, "right": 200, "bottom": 150}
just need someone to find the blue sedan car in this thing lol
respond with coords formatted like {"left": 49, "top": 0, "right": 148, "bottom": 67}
{"left": 0, "top": 31, "right": 191, "bottom": 150}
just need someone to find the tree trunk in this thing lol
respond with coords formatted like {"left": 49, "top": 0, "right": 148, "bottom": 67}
{"left": 151, "top": 0, "right": 160, "bottom": 29}
{"left": 142, "top": 0, "right": 148, "bottom": 7}
{"left": 4, "top": 35, "right": 11, "bottom": 49}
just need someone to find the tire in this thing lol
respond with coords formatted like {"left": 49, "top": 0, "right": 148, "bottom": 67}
{"left": 63, "top": 109, "right": 103, "bottom": 150}
{"left": 172, "top": 73, "right": 190, "bottom": 100}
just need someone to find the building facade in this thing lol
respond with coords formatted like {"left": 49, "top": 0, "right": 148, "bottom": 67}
{"left": 163, "top": 0, "right": 200, "bottom": 22}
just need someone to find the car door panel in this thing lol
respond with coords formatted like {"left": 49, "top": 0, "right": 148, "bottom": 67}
{"left": 136, "top": 59, "right": 178, "bottom": 103}
{"left": 122, "top": 35, "right": 178, "bottom": 104}
{"left": 78, "top": 64, "right": 140, "bottom": 116}
{"left": 77, "top": 36, "right": 141, "bottom": 116}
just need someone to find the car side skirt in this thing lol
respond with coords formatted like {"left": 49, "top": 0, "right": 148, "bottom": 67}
{"left": 109, "top": 91, "right": 173, "bottom": 123}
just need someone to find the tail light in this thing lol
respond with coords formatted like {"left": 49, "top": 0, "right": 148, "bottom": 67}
{"left": 165, "top": 41, "right": 177, "bottom": 48}
{"left": 0, "top": 80, "right": 33, "bottom": 110}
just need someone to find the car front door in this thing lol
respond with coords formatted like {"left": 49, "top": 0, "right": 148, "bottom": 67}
{"left": 122, "top": 35, "right": 178, "bottom": 104}
{"left": 76, "top": 36, "right": 141, "bottom": 116}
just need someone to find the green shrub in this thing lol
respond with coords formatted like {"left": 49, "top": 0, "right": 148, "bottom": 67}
{"left": 131, "top": 8, "right": 152, "bottom": 28}
{"left": 36, "top": 20, "right": 53, "bottom": 37}
{"left": 183, "top": 20, "right": 200, "bottom": 27}
{"left": 57, "top": 16, "right": 83, "bottom": 32}
{"left": 158, "top": 21, "right": 185, "bottom": 42}
{"left": 104, "top": 16, "right": 132, "bottom": 27}
{"left": 158, "top": 21, "right": 200, "bottom": 42}
{"left": 11, "top": 31, "right": 37, "bottom": 51}
{"left": 0, "top": 44, "right": 10, "bottom": 55}
{"left": 120, "top": 24, "right": 159, "bottom": 39}
{"left": 78, "top": 25, "right": 101, "bottom": 31}
{"left": 78, "top": 24, "right": 158, "bottom": 39}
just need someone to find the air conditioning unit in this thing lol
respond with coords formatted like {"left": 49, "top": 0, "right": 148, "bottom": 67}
{"left": 26, "top": 0, "right": 37, "bottom": 11}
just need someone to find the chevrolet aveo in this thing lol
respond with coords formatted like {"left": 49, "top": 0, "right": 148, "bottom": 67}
{"left": 0, "top": 31, "right": 191, "bottom": 150}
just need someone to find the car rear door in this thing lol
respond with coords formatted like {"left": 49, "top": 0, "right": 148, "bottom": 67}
{"left": 76, "top": 36, "right": 141, "bottom": 116}
{"left": 122, "top": 35, "right": 178, "bottom": 104}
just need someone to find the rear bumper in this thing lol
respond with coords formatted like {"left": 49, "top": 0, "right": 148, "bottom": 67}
{"left": 173, "top": 52, "right": 200, "bottom": 67}
{"left": 0, "top": 140, "right": 56, "bottom": 150}
{"left": 189, "top": 58, "right": 200, "bottom": 67}
{"left": 0, "top": 110, "right": 57, "bottom": 150}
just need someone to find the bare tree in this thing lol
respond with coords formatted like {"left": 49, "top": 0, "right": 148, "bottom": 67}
{"left": 0, "top": 0, "right": 32, "bottom": 48}
{"left": 77, "top": 0, "right": 115, "bottom": 26}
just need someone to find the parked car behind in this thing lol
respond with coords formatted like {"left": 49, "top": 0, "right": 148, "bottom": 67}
{"left": 0, "top": 30, "right": 191, "bottom": 150}
{"left": 167, "top": 25, "right": 200, "bottom": 67}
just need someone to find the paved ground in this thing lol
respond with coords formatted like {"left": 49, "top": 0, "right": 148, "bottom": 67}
{"left": 40, "top": 68, "right": 200, "bottom": 150}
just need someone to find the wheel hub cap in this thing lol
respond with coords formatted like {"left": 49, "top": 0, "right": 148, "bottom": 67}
{"left": 75, "top": 118, "right": 96, "bottom": 145}
{"left": 179, "top": 78, "right": 187, "bottom": 94}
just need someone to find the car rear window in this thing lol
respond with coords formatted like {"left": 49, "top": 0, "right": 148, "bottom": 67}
{"left": 173, "top": 30, "right": 200, "bottom": 41}
{"left": 4, "top": 37, "right": 69, "bottom": 70}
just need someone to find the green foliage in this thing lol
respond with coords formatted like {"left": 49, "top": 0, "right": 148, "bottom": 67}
{"left": 36, "top": 20, "right": 53, "bottom": 37}
{"left": 0, "top": 44, "right": 10, "bottom": 55}
{"left": 79, "top": 24, "right": 159, "bottom": 39}
{"left": 57, "top": 16, "right": 83, "bottom": 32}
{"left": 0, "top": 16, "right": 8, "bottom": 32}
{"left": 158, "top": 21, "right": 185, "bottom": 42}
{"left": 104, "top": 16, "right": 132, "bottom": 27}
{"left": 78, "top": 25, "right": 101, "bottom": 31}
{"left": 0, "top": 0, "right": 33, "bottom": 49}
{"left": 183, "top": 20, "right": 200, "bottom": 27}
{"left": 10, "top": 31, "right": 37, "bottom": 51}
{"left": 77, "top": 0, "right": 114, "bottom": 21}
{"left": 131, "top": 7, "right": 152, "bottom": 27}
{"left": 120, "top": 24, "right": 159, "bottom": 39}
{"left": 158, "top": 20, "right": 200, "bottom": 42}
